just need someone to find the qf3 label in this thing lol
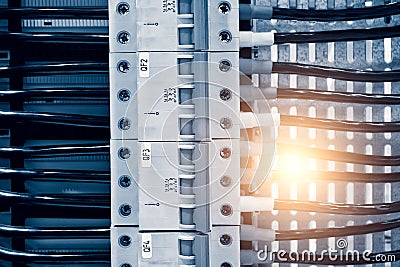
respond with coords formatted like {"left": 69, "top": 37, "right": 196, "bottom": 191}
{"left": 141, "top": 143, "right": 151, "bottom": 168}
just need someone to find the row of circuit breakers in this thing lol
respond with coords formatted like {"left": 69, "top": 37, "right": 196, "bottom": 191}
{"left": 112, "top": 1, "right": 400, "bottom": 266}
{"left": 110, "top": 1, "right": 254, "bottom": 266}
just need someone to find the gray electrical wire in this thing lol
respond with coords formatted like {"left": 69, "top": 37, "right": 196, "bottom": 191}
{"left": 0, "top": 111, "right": 109, "bottom": 128}
{"left": 239, "top": 59, "right": 400, "bottom": 82}
{"left": 280, "top": 115, "right": 400, "bottom": 133}
{"left": 277, "top": 88, "right": 400, "bottom": 105}
{"left": 0, "top": 32, "right": 108, "bottom": 44}
{"left": 0, "top": 224, "right": 109, "bottom": 238}
{"left": 0, "top": 190, "right": 110, "bottom": 208}
{"left": 0, "top": 168, "right": 109, "bottom": 184}
{"left": 272, "top": 62, "right": 400, "bottom": 82}
{"left": 271, "top": 170, "right": 400, "bottom": 183}
{"left": 0, "top": 89, "right": 109, "bottom": 101}
{"left": 0, "top": 246, "right": 110, "bottom": 263}
{"left": 0, "top": 7, "right": 108, "bottom": 18}
{"left": 239, "top": 3, "right": 400, "bottom": 21}
{"left": 274, "top": 199, "right": 400, "bottom": 215}
{"left": 278, "top": 143, "right": 400, "bottom": 166}
{"left": 0, "top": 62, "right": 108, "bottom": 78}
{"left": 275, "top": 217, "right": 400, "bottom": 240}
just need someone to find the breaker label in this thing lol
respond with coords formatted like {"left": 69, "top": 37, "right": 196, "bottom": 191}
{"left": 162, "top": 0, "right": 176, "bottom": 13}
{"left": 142, "top": 234, "right": 152, "bottom": 259}
{"left": 163, "top": 87, "right": 177, "bottom": 103}
{"left": 164, "top": 177, "right": 178, "bottom": 193}
{"left": 139, "top": 52, "right": 150, "bottom": 78}
{"left": 141, "top": 143, "right": 151, "bottom": 167}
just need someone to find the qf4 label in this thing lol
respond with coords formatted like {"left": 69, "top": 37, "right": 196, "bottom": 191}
{"left": 142, "top": 234, "right": 152, "bottom": 259}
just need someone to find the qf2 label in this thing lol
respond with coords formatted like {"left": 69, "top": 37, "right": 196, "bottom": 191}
{"left": 142, "top": 234, "right": 152, "bottom": 259}
{"left": 139, "top": 52, "right": 150, "bottom": 78}
{"left": 141, "top": 143, "right": 151, "bottom": 168}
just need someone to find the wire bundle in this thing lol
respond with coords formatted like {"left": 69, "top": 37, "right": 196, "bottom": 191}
{"left": 239, "top": 2, "right": 400, "bottom": 265}
{"left": 0, "top": 5, "right": 112, "bottom": 264}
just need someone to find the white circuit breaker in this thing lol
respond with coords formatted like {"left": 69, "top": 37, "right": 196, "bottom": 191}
{"left": 110, "top": 1, "right": 241, "bottom": 266}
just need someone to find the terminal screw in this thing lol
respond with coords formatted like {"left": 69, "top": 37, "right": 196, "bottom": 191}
{"left": 119, "top": 175, "right": 132, "bottom": 188}
{"left": 118, "top": 147, "right": 131, "bottom": 160}
{"left": 220, "top": 204, "right": 233, "bottom": 216}
{"left": 118, "top": 31, "right": 131, "bottom": 44}
{"left": 117, "top": 3, "right": 130, "bottom": 15}
{"left": 119, "top": 204, "right": 132, "bottom": 217}
{"left": 119, "top": 235, "right": 132, "bottom": 247}
{"left": 219, "top": 31, "right": 232, "bottom": 43}
{"left": 220, "top": 176, "right": 232, "bottom": 187}
{"left": 219, "top": 88, "right": 232, "bottom": 101}
{"left": 118, "top": 117, "right": 131, "bottom": 130}
{"left": 219, "top": 60, "right": 232, "bottom": 72}
{"left": 220, "top": 117, "right": 232, "bottom": 129}
{"left": 218, "top": 2, "right": 231, "bottom": 14}
{"left": 118, "top": 89, "right": 131, "bottom": 102}
{"left": 219, "top": 234, "right": 232, "bottom": 246}
{"left": 220, "top": 147, "right": 232, "bottom": 159}
{"left": 118, "top": 61, "right": 130, "bottom": 73}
